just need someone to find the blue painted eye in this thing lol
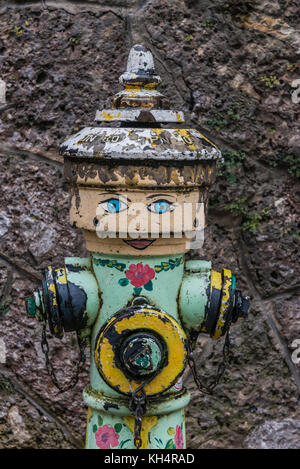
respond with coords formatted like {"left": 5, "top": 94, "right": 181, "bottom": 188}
{"left": 101, "top": 198, "right": 127, "bottom": 213}
{"left": 147, "top": 199, "right": 174, "bottom": 214}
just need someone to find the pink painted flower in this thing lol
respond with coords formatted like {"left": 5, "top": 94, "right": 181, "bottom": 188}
{"left": 125, "top": 263, "right": 155, "bottom": 288}
{"left": 174, "top": 425, "right": 183, "bottom": 449}
{"left": 95, "top": 425, "right": 119, "bottom": 449}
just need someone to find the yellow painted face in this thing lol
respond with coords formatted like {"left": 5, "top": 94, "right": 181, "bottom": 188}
{"left": 70, "top": 187, "right": 206, "bottom": 255}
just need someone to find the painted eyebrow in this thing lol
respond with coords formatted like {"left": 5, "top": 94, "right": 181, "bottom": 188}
{"left": 146, "top": 194, "right": 175, "bottom": 200}
{"left": 98, "top": 193, "right": 132, "bottom": 202}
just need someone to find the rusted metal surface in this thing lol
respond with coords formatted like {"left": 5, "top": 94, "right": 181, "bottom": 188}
{"left": 64, "top": 159, "right": 216, "bottom": 188}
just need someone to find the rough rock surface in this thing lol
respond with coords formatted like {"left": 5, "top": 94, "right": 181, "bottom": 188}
{"left": 0, "top": 0, "right": 299, "bottom": 449}
{"left": 246, "top": 419, "right": 300, "bottom": 449}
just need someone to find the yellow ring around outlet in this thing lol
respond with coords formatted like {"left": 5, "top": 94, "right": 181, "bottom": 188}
{"left": 210, "top": 270, "right": 222, "bottom": 293}
{"left": 212, "top": 268, "right": 232, "bottom": 340}
{"left": 94, "top": 308, "right": 187, "bottom": 396}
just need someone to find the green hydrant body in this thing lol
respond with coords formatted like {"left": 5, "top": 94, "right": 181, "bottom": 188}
{"left": 26, "top": 45, "right": 249, "bottom": 449}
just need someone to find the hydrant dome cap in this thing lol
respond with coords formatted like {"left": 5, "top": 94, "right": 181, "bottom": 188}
{"left": 60, "top": 126, "right": 221, "bottom": 162}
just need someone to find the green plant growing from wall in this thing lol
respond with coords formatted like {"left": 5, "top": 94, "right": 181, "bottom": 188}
{"left": 11, "top": 25, "right": 23, "bottom": 35}
{"left": 217, "top": 150, "right": 247, "bottom": 185}
{"left": 241, "top": 212, "right": 263, "bottom": 233}
{"left": 0, "top": 300, "right": 10, "bottom": 317}
{"left": 206, "top": 101, "right": 255, "bottom": 132}
{"left": 225, "top": 197, "right": 247, "bottom": 216}
{"left": 71, "top": 37, "right": 80, "bottom": 45}
{"left": 225, "top": 199, "right": 270, "bottom": 234}
{"left": 201, "top": 21, "right": 214, "bottom": 28}
{"left": 286, "top": 63, "right": 298, "bottom": 72}
{"left": 260, "top": 75, "right": 280, "bottom": 88}
{"left": 267, "top": 154, "right": 300, "bottom": 178}
{"left": 184, "top": 33, "right": 193, "bottom": 42}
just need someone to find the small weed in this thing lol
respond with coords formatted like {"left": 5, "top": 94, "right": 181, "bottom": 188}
{"left": 11, "top": 25, "right": 23, "bottom": 35}
{"left": 286, "top": 227, "right": 299, "bottom": 239}
{"left": 201, "top": 21, "right": 214, "bottom": 28}
{"left": 286, "top": 63, "right": 298, "bottom": 72}
{"left": 23, "top": 116, "right": 34, "bottom": 126}
{"left": 206, "top": 114, "right": 228, "bottom": 131}
{"left": 225, "top": 197, "right": 247, "bottom": 216}
{"left": 0, "top": 300, "right": 10, "bottom": 317}
{"left": 260, "top": 75, "right": 280, "bottom": 88}
{"left": 261, "top": 207, "right": 270, "bottom": 216}
{"left": 227, "top": 109, "right": 241, "bottom": 121}
{"left": 267, "top": 153, "right": 300, "bottom": 178}
{"left": 0, "top": 376, "right": 13, "bottom": 392}
{"left": 242, "top": 212, "right": 262, "bottom": 233}
{"left": 184, "top": 33, "right": 193, "bottom": 42}
{"left": 225, "top": 199, "right": 270, "bottom": 234}
{"left": 206, "top": 102, "right": 254, "bottom": 132}
{"left": 217, "top": 150, "right": 247, "bottom": 185}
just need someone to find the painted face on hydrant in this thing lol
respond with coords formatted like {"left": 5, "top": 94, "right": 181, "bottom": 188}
{"left": 62, "top": 43, "right": 220, "bottom": 257}
{"left": 70, "top": 184, "right": 206, "bottom": 256}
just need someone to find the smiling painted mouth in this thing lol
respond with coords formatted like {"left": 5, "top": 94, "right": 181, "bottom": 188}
{"left": 124, "top": 239, "right": 155, "bottom": 250}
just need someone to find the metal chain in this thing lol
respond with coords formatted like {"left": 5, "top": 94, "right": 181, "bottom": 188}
{"left": 41, "top": 320, "right": 86, "bottom": 393}
{"left": 129, "top": 369, "right": 160, "bottom": 449}
{"left": 187, "top": 328, "right": 233, "bottom": 395}
{"left": 130, "top": 387, "right": 147, "bottom": 449}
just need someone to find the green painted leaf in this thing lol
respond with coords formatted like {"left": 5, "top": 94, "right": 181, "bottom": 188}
{"left": 97, "top": 416, "right": 103, "bottom": 427}
{"left": 144, "top": 280, "right": 153, "bottom": 291}
{"left": 118, "top": 278, "right": 129, "bottom": 286}
{"left": 133, "top": 287, "right": 142, "bottom": 295}
{"left": 165, "top": 438, "right": 176, "bottom": 449}
{"left": 93, "top": 424, "right": 97, "bottom": 433}
{"left": 114, "top": 423, "right": 122, "bottom": 433}
{"left": 155, "top": 437, "right": 163, "bottom": 449}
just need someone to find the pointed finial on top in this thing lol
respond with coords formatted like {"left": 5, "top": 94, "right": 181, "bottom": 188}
{"left": 119, "top": 44, "right": 161, "bottom": 86}
{"left": 95, "top": 44, "right": 185, "bottom": 123}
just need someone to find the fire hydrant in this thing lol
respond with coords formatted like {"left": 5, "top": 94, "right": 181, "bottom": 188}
{"left": 25, "top": 45, "right": 249, "bottom": 450}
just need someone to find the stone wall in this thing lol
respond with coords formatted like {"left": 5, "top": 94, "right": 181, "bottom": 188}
{"left": 0, "top": 0, "right": 299, "bottom": 449}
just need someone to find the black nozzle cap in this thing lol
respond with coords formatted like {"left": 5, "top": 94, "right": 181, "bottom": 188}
{"left": 232, "top": 290, "right": 250, "bottom": 323}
